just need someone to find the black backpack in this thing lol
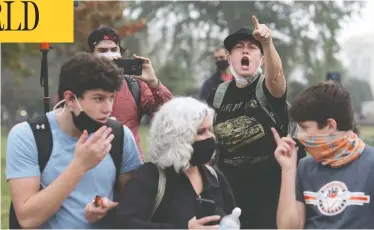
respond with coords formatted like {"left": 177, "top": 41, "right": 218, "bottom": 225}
{"left": 212, "top": 74, "right": 298, "bottom": 137}
{"left": 9, "top": 115, "right": 124, "bottom": 229}
{"left": 211, "top": 75, "right": 306, "bottom": 166}
{"left": 124, "top": 76, "right": 143, "bottom": 122}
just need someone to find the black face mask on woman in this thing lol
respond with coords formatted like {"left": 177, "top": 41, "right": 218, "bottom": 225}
{"left": 190, "top": 137, "right": 216, "bottom": 166}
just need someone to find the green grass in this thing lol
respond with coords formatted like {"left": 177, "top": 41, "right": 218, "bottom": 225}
{"left": 1, "top": 125, "right": 374, "bottom": 229}
{"left": 360, "top": 126, "right": 374, "bottom": 146}
{"left": 1, "top": 135, "right": 10, "bottom": 229}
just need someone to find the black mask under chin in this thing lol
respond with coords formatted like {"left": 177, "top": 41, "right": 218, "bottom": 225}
{"left": 190, "top": 137, "right": 216, "bottom": 166}
{"left": 216, "top": 59, "right": 229, "bottom": 71}
{"left": 71, "top": 111, "right": 106, "bottom": 134}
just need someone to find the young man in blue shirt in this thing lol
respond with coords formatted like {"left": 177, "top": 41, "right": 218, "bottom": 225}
{"left": 6, "top": 53, "right": 142, "bottom": 228}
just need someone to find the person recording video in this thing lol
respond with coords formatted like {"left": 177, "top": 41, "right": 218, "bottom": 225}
{"left": 87, "top": 27, "right": 173, "bottom": 161}
{"left": 54, "top": 27, "right": 173, "bottom": 161}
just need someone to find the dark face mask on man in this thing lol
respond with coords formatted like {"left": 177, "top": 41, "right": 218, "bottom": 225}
{"left": 71, "top": 95, "right": 108, "bottom": 134}
{"left": 216, "top": 59, "right": 229, "bottom": 71}
{"left": 190, "top": 137, "right": 216, "bottom": 166}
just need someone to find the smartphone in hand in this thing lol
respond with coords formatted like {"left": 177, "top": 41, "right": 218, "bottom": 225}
{"left": 196, "top": 197, "right": 219, "bottom": 225}
{"left": 113, "top": 59, "right": 142, "bottom": 76}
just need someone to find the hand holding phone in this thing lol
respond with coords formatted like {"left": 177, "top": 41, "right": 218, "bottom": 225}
{"left": 188, "top": 215, "right": 221, "bottom": 229}
{"left": 195, "top": 197, "right": 220, "bottom": 226}
{"left": 113, "top": 58, "right": 143, "bottom": 76}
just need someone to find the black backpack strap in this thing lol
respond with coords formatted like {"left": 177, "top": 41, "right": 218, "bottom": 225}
{"left": 106, "top": 119, "right": 124, "bottom": 200}
{"left": 28, "top": 115, "right": 54, "bottom": 172}
{"left": 211, "top": 81, "right": 231, "bottom": 126}
{"left": 124, "top": 76, "right": 143, "bottom": 123}
{"left": 100, "top": 119, "right": 124, "bottom": 229}
{"left": 255, "top": 75, "right": 287, "bottom": 136}
{"left": 9, "top": 114, "right": 53, "bottom": 229}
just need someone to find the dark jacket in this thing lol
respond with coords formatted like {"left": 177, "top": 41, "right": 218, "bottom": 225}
{"left": 199, "top": 72, "right": 227, "bottom": 102}
{"left": 116, "top": 162, "right": 236, "bottom": 229}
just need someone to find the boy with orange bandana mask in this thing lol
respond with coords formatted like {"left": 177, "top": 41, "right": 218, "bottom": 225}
{"left": 273, "top": 81, "right": 374, "bottom": 229}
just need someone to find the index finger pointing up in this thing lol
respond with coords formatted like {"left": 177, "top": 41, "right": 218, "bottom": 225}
{"left": 271, "top": 127, "right": 282, "bottom": 145}
{"left": 252, "top": 15, "right": 260, "bottom": 30}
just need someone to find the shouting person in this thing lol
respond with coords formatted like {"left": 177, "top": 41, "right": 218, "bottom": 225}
{"left": 207, "top": 16, "right": 305, "bottom": 228}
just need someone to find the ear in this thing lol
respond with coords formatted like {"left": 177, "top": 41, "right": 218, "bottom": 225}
{"left": 63, "top": 91, "right": 75, "bottom": 110}
{"left": 326, "top": 118, "right": 338, "bottom": 133}
{"left": 228, "top": 55, "right": 232, "bottom": 65}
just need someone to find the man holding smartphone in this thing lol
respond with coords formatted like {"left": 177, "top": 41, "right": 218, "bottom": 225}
{"left": 87, "top": 27, "right": 173, "bottom": 160}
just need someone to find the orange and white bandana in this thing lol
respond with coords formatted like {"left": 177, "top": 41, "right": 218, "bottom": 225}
{"left": 297, "top": 131, "right": 365, "bottom": 168}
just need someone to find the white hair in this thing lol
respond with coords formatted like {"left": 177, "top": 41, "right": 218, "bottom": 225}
{"left": 148, "top": 97, "right": 215, "bottom": 173}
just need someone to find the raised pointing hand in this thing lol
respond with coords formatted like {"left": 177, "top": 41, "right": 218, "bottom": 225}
{"left": 251, "top": 15, "right": 272, "bottom": 44}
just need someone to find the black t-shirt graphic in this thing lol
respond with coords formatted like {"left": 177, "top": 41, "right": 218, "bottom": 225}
{"left": 207, "top": 78, "right": 288, "bottom": 229}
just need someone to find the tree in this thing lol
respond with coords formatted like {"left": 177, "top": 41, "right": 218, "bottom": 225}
{"left": 156, "top": 60, "right": 195, "bottom": 96}
{"left": 343, "top": 78, "right": 374, "bottom": 113}
{"left": 288, "top": 80, "right": 308, "bottom": 102}
{"left": 1, "top": 1, "right": 147, "bottom": 125}
{"left": 127, "top": 1, "right": 365, "bottom": 86}
{"left": 1, "top": 1, "right": 147, "bottom": 78}
{"left": 58, "top": 1, "right": 146, "bottom": 56}
{"left": 1, "top": 44, "right": 40, "bottom": 79}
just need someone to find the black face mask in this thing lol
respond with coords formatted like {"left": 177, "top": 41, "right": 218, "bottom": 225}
{"left": 216, "top": 59, "right": 229, "bottom": 71}
{"left": 190, "top": 137, "right": 216, "bottom": 166}
{"left": 71, "top": 111, "right": 106, "bottom": 134}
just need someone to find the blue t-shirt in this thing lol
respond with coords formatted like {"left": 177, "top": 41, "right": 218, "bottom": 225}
{"left": 6, "top": 111, "right": 143, "bottom": 228}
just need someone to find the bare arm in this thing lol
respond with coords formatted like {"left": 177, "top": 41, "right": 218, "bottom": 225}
{"left": 9, "top": 160, "right": 85, "bottom": 229}
{"left": 276, "top": 169, "right": 305, "bottom": 229}
{"left": 271, "top": 128, "right": 305, "bottom": 229}
{"left": 8, "top": 125, "right": 114, "bottom": 229}
{"left": 262, "top": 40, "right": 287, "bottom": 98}
{"left": 252, "top": 15, "right": 286, "bottom": 98}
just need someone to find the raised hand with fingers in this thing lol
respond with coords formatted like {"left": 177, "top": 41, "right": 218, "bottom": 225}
{"left": 130, "top": 54, "right": 159, "bottom": 88}
{"left": 73, "top": 126, "right": 114, "bottom": 173}
{"left": 84, "top": 196, "right": 119, "bottom": 223}
{"left": 252, "top": 15, "right": 272, "bottom": 44}
{"left": 271, "top": 128, "right": 297, "bottom": 171}
{"left": 188, "top": 215, "right": 221, "bottom": 229}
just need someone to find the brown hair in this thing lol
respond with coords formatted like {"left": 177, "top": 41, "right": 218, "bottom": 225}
{"left": 289, "top": 81, "right": 354, "bottom": 131}
{"left": 57, "top": 52, "right": 123, "bottom": 100}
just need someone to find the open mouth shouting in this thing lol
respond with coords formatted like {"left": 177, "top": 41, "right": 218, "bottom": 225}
{"left": 241, "top": 56, "right": 250, "bottom": 70}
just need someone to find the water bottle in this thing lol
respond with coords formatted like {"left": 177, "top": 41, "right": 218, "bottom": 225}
{"left": 219, "top": 207, "right": 241, "bottom": 229}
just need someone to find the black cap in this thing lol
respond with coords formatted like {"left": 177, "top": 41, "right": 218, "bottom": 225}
{"left": 224, "top": 27, "right": 263, "bottom": 54}
{"left": 87, "top": 26, "right": 121, "bottom": 50}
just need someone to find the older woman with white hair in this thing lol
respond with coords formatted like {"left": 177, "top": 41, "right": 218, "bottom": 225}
{"left": 116, "top": 97, "right": 236, "bottom": 229}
